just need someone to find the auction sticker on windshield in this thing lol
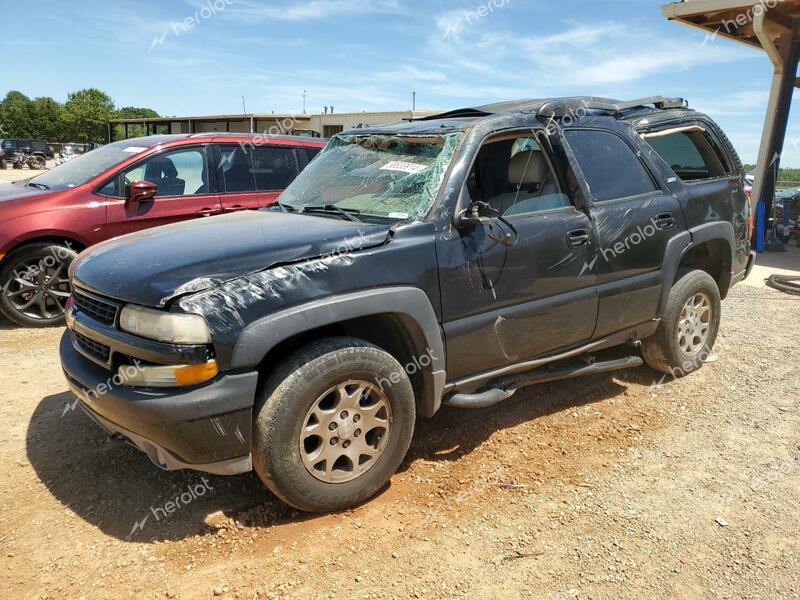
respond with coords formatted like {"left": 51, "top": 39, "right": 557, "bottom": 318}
{"left": 380, "top": 161, "right": 428, "bottom": 174}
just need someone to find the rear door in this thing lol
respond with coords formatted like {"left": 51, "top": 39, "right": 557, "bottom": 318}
{"left": 215, "top": 143, "right": 302, "bottom": 212}
{"left": 560, "top": 123, "right": 685, "bottom": 338}
{"left": 105, "top": 145, "right": 222, "bottom": 237}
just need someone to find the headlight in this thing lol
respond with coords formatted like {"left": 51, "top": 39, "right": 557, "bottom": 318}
{"left": 119, "top": 304, "right": 212, "bottom": 344}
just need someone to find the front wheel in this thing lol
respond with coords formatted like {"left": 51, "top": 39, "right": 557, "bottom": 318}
{"left": 641, "top": 269, "right": 721, "bottom": 376}
{"left": 253, "top": 337, "right": 416, "bottom": 512}
{"left": 0, "top": 242, "right": 77, "bottom": 327}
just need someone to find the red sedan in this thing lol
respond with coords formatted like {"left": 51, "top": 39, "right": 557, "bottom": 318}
{"left": 0, "top": 133, "right": 325, "bottom": 327}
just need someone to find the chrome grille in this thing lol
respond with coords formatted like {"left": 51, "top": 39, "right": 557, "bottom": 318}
{"left": 74, "top": 290, "right": 119, "bottom": 325}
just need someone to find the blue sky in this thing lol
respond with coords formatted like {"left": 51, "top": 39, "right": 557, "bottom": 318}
{"left": 1, "top": 0, "right": 798, "bottom": 165}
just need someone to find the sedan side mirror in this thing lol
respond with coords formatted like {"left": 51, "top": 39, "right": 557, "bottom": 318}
{"left": 126, "top": 180, "right": 158, "bottom": 211}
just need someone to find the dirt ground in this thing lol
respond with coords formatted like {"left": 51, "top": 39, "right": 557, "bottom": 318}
{"left": 1, "top": 242, "right": 798, "bottom": 599}
{"left": 0, "top": 166, "right": 48, "bottom": 183}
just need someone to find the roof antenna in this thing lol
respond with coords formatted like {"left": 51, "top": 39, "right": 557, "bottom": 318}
{"left": 241, "top": 96, "right": 247, "bottom": 114}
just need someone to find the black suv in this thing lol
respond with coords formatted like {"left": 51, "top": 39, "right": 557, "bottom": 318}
{"left": 60, "top": 97, "right": 754, "bottom": 512}
{"left": 0, "top": 138, "right": 54, "bottom": 168}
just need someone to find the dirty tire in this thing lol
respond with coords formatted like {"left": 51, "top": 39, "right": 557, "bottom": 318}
{"left": 253, "top": 337, "right": 416, "bottom": 513}
{"left": 641, "top": 269, "right": 721, "bottom": 376}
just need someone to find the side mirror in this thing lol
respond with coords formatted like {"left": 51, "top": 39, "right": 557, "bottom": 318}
{"left": 126, "top": 180, "right": 157, "bottom": 211}
{"left": 454, "top": 200, "right": 499, "bottom": 229}
{"left": 454, "top": 199, "right": 517, "bottom": 246}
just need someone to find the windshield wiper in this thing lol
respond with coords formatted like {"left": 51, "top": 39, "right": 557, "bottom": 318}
{"left": 271, "top": 200, "right": 298, "bottom": 213}
{"left": 27, "top": 181, "right": 50, "bottom": 190}
{"left": 302, "top": 204, "right": 363, "bottom": 223}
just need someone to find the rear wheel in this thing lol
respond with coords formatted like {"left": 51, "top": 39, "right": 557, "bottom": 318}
{"left": 0, "top": 243, "right": 77, "bottom": 327}
{"left": 641, "top": 269, "right": 721, "bottom": 376}
{"left": 252, "top": 337, "right": 416, "bottom": 512}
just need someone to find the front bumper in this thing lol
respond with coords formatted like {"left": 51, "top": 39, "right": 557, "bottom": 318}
{"left": 60, "top": 330, "right": 258, "bottom": 475}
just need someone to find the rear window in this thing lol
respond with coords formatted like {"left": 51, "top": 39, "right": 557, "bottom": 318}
{"left": 644, "top": 130, "right": 730, "bottom": 181}
{"left": 219, "top": 144, "right": 300, "bottom": 192}
{"left": 252, "top": 146, "right": 299, "bottom": 190}
{"left": 296, "top": 146, "right": 321, "bottom": 170}
{"left": 219, "top": 145, "right": 257, "bottom": 193}
{"left": 564, "top": 129, "right": 657, "bottom": 202}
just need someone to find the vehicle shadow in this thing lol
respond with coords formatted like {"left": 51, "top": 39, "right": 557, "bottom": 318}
{"left": 26, "top": 366, "right": 652, "bottom": 543}
{"left": 754, "top": 243, "right": 800, "bottom": 273}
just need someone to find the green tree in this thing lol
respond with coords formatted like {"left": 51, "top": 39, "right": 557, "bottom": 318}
{"left": 113, "top": 106, "right": 160, "bottom": 139}
{"left": 29, "top": 97, "right": 64, "bottom": 141}
{"left": 61, "top": 88, "right": 115, "bottom": 143}
{"left": 0, "top": 91, "right": 34, "bottom": 137}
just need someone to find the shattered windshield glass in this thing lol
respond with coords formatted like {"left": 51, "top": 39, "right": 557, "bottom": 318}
{"left": 279, "top": 132, "right": 464, "bottom": 221}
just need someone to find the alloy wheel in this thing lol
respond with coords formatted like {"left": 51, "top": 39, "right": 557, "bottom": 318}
{"left": 677, "top": 292, "right": 711, "bottom": 356}
{"left": 3, "top": 256, "right": 71, "bottom": 321}
{"left": 299, "top": 380, "right": 392, "bottom": 483}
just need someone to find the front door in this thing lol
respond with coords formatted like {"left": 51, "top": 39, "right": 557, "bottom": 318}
{"left": 107, "top": 145, "right": 222, "bottom": 237}
{"left": 438, "top": 132, "right": 599, "bottom": 380}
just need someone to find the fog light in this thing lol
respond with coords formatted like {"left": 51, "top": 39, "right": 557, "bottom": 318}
{"left": 118, "top": 360, "right": 218, "bottom": 387}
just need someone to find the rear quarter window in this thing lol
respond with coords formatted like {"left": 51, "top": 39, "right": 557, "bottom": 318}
{"left": 644, "top": 129, "right": 730, "bottom": 181}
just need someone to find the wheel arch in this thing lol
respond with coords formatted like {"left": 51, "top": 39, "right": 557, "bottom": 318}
{"left": 658, "top": 222, "right": 735, "bottom": 314}
{"left": 0, "top": 234, "right": 86, "bottom": 268}
{"left": 232, "top": 287, "right": 447, "bottom": 418}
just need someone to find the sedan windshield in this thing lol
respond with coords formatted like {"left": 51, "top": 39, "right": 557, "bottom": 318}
{"left": 26, "top": 140, "right": 150, "bottom": 190}
{"left": 279, "top": 132, "right": 464, "bottom": 221}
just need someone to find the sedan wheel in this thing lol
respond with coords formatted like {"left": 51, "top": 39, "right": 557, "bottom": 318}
{"left": 0, "top": 243, "right": 77, "bottom": 327}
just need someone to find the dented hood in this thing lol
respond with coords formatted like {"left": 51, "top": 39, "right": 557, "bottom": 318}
{"left": 72, "top": 210, "right": 391, "bottom": 307}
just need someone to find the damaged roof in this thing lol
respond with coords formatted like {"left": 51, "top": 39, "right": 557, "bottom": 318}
{"left": 344, "top": 96, "right": 692, "bottom": 136}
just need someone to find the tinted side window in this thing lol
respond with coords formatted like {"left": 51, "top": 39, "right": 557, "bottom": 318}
{"left": 565, "top": 130, "right": 656, "bottom": 202}
{"left": 296, "top": 146, "right": 321, "bottom": 170}
{"left": 219, "top": 145, "right": 256, "bottom": 193}
{"left": 645, "top": 130, "right": 729, "bottom": 181}
{"left": 252, "top": 146, "right": 298, "bottom": 191}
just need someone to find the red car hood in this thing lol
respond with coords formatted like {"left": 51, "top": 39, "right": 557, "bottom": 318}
{"left": 0, "top": 182, "right": 53, "bottom": 203}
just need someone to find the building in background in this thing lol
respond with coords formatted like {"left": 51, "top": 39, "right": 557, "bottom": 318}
{"left": 108, "top": 110, "right": 438, "bottom": 141}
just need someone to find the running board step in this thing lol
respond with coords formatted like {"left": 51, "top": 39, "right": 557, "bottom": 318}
{"left": 444, "top": 356, "right": 643, "bottom": 409}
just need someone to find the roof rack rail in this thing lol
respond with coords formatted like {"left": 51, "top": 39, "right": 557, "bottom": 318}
{"left": 537, "top": 96, "right": 688, "bottom": 119}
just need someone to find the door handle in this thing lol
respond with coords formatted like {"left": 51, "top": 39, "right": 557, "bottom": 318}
{"left": 567, "top": 228, "right": 591, "bottom": 247}
{"left": 196, "top": 207, "right": 223, "bottom": 217}
{"left": 655, "top": 212, "right": 676, "bottom": 230}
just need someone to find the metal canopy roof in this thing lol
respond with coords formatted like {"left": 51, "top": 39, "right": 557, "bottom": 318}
{"left": 662, "top": 0, "right": 800, "bottom": 252}
{"left": 662, "top": 0, "right": 800, "bottom": 52}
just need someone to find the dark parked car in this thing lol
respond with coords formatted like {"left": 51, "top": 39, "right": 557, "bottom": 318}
{"left": 0, "top": 138, "right": 54, "bottom": 168}
{"left": 0, "top": 133, "right": 325, "bottom": 327}
{"left": 61, "top": 97, "right": 754, "bottom": 512}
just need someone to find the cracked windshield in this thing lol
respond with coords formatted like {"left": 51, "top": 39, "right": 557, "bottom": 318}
{"left": 279, "top": 132, "right": 463, "bottom": 221}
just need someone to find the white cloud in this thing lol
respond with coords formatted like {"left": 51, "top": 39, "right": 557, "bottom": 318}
{"left": 217, "top": 0, "right": 405, "bottom": 21}
{"left": 425, "top": 16, "right": 756, "bottom": 92}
